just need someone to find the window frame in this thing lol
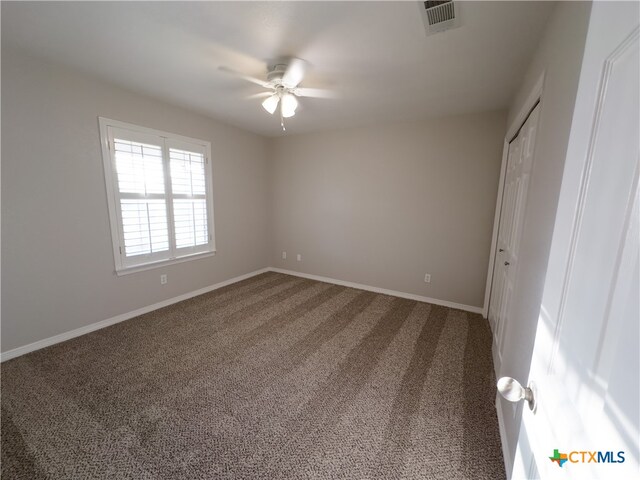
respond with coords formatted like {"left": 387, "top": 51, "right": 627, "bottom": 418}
{"left": 99, "top": 117, "right": 216, "bottom": 275}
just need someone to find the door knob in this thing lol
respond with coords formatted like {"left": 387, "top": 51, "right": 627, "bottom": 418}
{"left": 497, "top": 377, "right": 536, "bottom": 411}
{"left": 499, "top": 248, "right": 504, "bottom": 252}
{"left": 504, "top": 261, "right": 510, "bottom": 266}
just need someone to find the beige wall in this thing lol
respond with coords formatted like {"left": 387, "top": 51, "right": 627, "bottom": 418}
{"left": 496, "top": 1, "right": 592, "bottom": 471}
{"left": 1, "top": 48, "right": 271, "bottom": 352}
{"left": 269, "top": 111, "right": 507, "bottom": 308}
{"left": 1, "top": 49, "right": 509, "bottom": 355}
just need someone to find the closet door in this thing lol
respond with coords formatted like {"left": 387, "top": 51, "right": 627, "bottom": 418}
{"left": 489, "top": 104, "right": 540, "bottom": 359}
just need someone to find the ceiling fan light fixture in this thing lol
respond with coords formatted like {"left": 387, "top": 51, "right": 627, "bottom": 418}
{"left": 221, "top": 58, "right": 332, "bottom": 127}
{"left": 281, "top": 93, "right": 298, "bottom": 118}
{"left": 262, "top": 94, "right": 279, "bottom": 114}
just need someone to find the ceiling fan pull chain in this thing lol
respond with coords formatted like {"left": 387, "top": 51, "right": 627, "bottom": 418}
{"left": 280, "top": 108, "right": 286, "bottom": 131}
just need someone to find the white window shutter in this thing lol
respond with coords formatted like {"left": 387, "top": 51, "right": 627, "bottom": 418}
{"left": 168, "top": 143, "right": 212, "bottom": 255}
{"left": 100, "top": 118, "right": 215, "bottom": 273}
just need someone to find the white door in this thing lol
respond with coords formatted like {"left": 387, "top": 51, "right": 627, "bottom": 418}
{"left": 489, "top": 105, "right": 540, "bottom": 362}
{"left": 502, "top": 3, "right": 640, "bottom": 479}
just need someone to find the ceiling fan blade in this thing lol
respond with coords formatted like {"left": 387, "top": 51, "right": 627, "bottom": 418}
{"left": 282, "top": 58, "right": 307, "bottom": 88}
{"left": 294, "top": 87, "right": 337, "bottom": 99}
{"left": 247, "top": 92, "right": 274, "bottom": 99}
{"left": 219, "top": 66, "right": 270, "bottom": 88}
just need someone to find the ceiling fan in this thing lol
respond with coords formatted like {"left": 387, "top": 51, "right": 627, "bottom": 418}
{"left": 219, "top": 58, "right": 334, "bottom": 131}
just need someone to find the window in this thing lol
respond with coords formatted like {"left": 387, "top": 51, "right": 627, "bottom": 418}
{"left": 99, "top": 118, "right": 215, "bottom": 274}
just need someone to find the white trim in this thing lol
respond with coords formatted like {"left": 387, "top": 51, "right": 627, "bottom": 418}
{"left": 506, "top": 72, "right": 545, "bottom": 142}
{"left": 99, "top": 117, "right": 123, "bottom": 271}
{"left": 492, "top": 330, "right": 502, "bottom": 378}
{"left": 98, "top": 117, "right": 211, "bottom": 147}
{"left": 482, "top": 140, "right": 509, "bottom": 320}
{"left": 1, "top": 265, "right": 484, "bottom": 362}
{"left": 114, "top": 250, "right": 216, "bottom": 276}
{"left": 0, "top": 268, "right": 269, "bottom": 362}
{"left": 267, "top": 268, "right": 483, "bottom": 314}
{"left": 482, "top": 71, "right": 545, "bottom": 320}
{"left": 496, "top": 394, "right": 513, "bottom": 479}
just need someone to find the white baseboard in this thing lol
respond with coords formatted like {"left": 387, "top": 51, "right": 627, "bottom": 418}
{"left": 0, "top": 268, "right": 270, "bottom": 363}
{"left": 1, "top": 266, "right": 484, "bottom": 362}
{"left": 267, "top": 267, "right": 483, "bottom": 314}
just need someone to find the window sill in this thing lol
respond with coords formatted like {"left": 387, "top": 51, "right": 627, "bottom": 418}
{"left": 115, "top": 250, "right": 216, "bottom": 276}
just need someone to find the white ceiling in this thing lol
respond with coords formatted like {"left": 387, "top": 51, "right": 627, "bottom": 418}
{"left": 2, "top": 1, "right": 554, "bottom": 136}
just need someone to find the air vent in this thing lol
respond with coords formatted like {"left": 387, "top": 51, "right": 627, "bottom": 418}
{"left": 424, "top": 1, "right": 454, "bottom": 25}
{"left": 420, "top": 1, "right": 462, "bottom": 36}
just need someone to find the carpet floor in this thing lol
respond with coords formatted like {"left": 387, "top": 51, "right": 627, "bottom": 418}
{"left": 1, "top": 272, "right": 505, "bottom": 479}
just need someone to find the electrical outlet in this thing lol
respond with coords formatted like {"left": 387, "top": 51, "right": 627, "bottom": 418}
{"left": 160, "top": 274, "right": 167, "bottom": 285}
{"left": 424, "top": 273, "right": 431, "bottom": 283}
{"left": 282, "top": 251, "right": 287, "bottom": 260}
{"left": 297, "top": 254, "right": 302, "bottom": 262}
